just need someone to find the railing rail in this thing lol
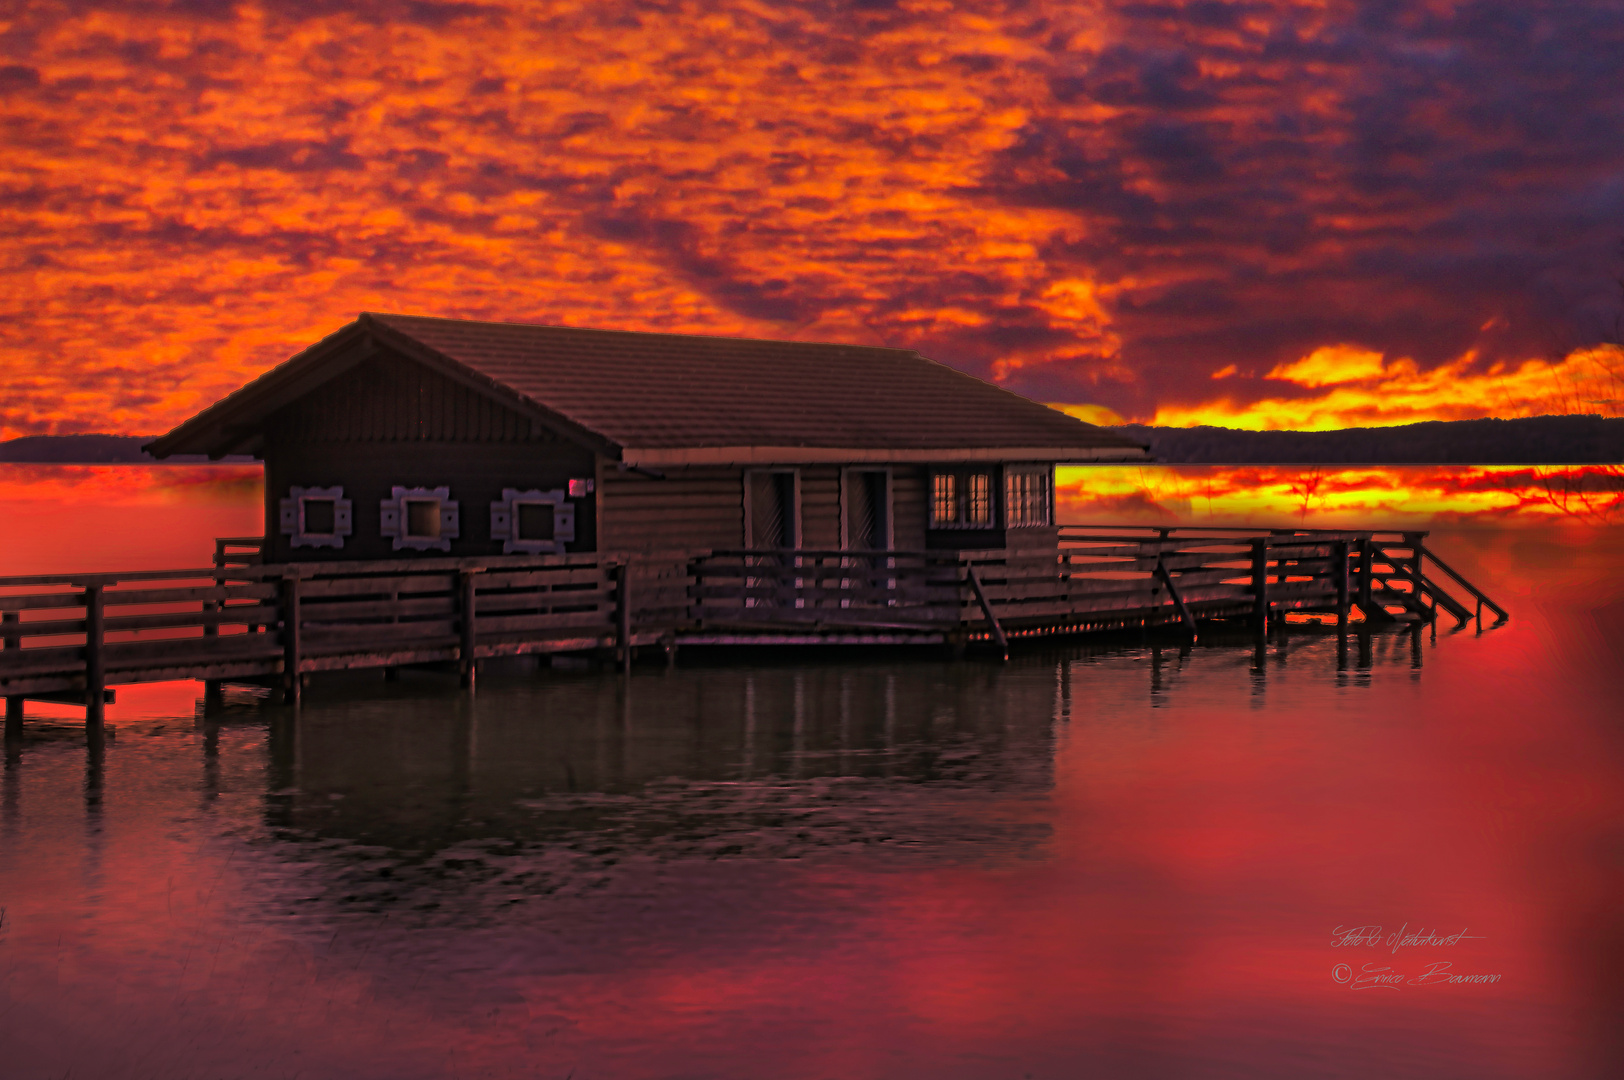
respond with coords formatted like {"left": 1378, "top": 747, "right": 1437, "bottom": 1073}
{"left": 4, "top": 526, "right": 1508, "bottom": 720}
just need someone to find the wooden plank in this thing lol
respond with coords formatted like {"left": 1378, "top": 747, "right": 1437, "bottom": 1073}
{"left": 477, "top": 610, "right": 620, "bottom": 634}
{"left": 300, "top": 595, "right": 457, "bottom": 621}
{"left": 479, "top": 566, "right": 609, "bottom": 590}
{"left": 105, "top": 582, "right": 279, "bottom": 605}
{"left": 104, "top": 603, "right": 281, "bottom": 634}
{"left": 298, "top": 573, "right": 456, "bottom": 599}
{"left": 302, "top": 619, "right": 459, "bottom": 645}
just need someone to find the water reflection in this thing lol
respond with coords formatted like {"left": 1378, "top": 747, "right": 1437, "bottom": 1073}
{"left": 254, "top": 663, "right": 1068, "bottom": 916}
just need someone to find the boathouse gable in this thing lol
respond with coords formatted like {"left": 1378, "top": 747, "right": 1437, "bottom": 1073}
{"left": 255, "top": 350, "right": 601, "bottom": 563}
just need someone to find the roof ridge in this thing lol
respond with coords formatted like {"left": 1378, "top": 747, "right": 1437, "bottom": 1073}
{"left": 364, "top": 311, "right": 923, "bottom": 356}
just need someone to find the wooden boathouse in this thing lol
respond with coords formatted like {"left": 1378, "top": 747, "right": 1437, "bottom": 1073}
{"left": 1, "top": 314, "right": 1505, "bottom": 732}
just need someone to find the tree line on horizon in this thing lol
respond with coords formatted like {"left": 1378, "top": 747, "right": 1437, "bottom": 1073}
{"left": 2, "top": 415, "right": 1622, "bottom": 465}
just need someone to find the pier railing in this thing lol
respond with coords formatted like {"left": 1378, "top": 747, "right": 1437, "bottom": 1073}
{"left": 3, "top": 525, "right": 1504, "bottom": 722}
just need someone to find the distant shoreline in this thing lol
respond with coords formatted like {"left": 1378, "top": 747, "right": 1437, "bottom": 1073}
{"left": 4, "top": 417, "right": 1622, "bottom": 466}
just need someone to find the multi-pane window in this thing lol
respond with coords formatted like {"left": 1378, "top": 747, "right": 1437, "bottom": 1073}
{"left": 931, "top": 473, "right": 958, "bottom": 527}
{"left": 1005, "top": 469, "right": 1053, "bottom": 527}
{"left": 930, "top": 470, "right": 996, "bottom": 528}
{"left": 966, "top": 473, "right": 992, "bottom": 525}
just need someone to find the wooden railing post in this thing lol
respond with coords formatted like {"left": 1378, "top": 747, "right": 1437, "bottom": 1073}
{"left": 280, "top": 574, "right": 302, "bottom": 707}
{"left": 1251, "top": 538, "right": 1269, "bottom": 633}
{"left": 84, "top": 582, "right": 106, "bottom": 729}
{"left": 4, "top": 610, "right": 22, "bottom": 737}
{"left": 459, "top": 569, "right": 480, "bottom": 689}
{"left": 1357, "top": 539, "right": 1374, "bottom": 621}
{"left": 1334, "top": 540, "right": 1350, "bottom": 634}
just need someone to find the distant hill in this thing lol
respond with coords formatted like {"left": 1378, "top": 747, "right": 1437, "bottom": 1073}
{"left": 1111, "top": 415, "right": 1624, "bottom": 464}
{"left": 0, "top": 434, "right": 253, "bottom": 463}
{"left": 4, "top": 416, "right": 1621, "bottom": 465}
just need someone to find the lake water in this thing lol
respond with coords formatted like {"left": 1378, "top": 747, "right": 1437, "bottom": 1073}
{"left": 2, "top": 465, "right": 1622, "bottom": 1078}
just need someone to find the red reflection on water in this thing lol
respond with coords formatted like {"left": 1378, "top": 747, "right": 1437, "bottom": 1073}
{"left": 2, "top": 468, "right": 1622, "bottom": 1078}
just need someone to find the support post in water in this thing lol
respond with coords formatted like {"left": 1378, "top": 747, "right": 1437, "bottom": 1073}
{"left": 1357, "top": 539, "right": 1375, "bottom": 621}
{"left": 617, "top": 561, "right": 632, "bottom": 675}
{"left": 83, "top": 582, "right": 106, "bottom": 731}
{"left": 280, "top": 574, "right": 302, "bottom": 708}
{"left": 1251, "top": 539, "right": 1269, "bottom": 635}
{"left": 1335, "top": 540, "right": 1350, "bottom": 634}
{"left": 4, "top": 610, "right": 22, "bottom": 737}
{"left": 202, "top": 558, "right": 222, "bottom": 711}
{"left": 459, "top": 569, "right": 480, "bottom": 690}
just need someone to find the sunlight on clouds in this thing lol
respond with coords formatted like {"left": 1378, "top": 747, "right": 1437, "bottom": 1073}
{"left": 1150, "top": 345, "right": 1624, "bottom": 431}
{"left": 1057, "top": 463, "right": 1624, "bottom": 527}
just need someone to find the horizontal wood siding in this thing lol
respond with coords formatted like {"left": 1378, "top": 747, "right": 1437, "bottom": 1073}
{"left": 600, "top": 467, "right": 744, "bottom": 553}
{"left": 892, "top": 467, "right": 928, "bottom": 551}
{"left": 264, "top": 440, "right": 598, "bottom": 563}
{"left": 800, "top": 466, "right": 841, "bottom": 549}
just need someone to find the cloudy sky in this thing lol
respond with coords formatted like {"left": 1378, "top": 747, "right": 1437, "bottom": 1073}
{"left": 2, "top": 0, "right": 1622, "bottom": 440}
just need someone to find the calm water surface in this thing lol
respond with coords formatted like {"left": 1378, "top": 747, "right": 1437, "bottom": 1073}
{"left": 2, "top": 465, "right": 1622, "bottom": 1078}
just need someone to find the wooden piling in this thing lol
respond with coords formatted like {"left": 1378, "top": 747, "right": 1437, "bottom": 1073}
{"left": 280, "top": 574, "right": 302, "bottom": 708}
{"left": 4, "top": 610, "right": 22, "bottom": 737}
{"left": 1357, "top": 539, "right": 1375, "bottom": 621}
{"left": 459, "top": 568, "right": 479, "bottom": 689}
{"left": 84, "top": 582, "right": 105, "bottom": 730}
{"left": 1334, "top": 540, "right": 1350, "bottom": 634}
{"left": 617, "top": 561, "right": 632, "bottom": 675}
{"left": 1251, "top": 539, "right": 1269, "bottom": 634}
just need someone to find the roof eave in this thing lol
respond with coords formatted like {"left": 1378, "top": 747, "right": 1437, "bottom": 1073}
{"left": 622, "top": 444, "right": 1152, "bottom": 467}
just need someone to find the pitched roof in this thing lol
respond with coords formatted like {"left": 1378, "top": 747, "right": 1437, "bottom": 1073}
{"left": 148, "top": 313, "right": 1149, "bottom": 464}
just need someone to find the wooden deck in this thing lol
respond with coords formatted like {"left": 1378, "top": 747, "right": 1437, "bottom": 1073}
{"left": 2, "top": 526, "right": 1505, "bottom": 731}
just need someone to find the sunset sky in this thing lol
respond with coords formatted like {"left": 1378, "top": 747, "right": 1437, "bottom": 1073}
{"left": 3, "top": 0, "right": 1623, "bottom": 441}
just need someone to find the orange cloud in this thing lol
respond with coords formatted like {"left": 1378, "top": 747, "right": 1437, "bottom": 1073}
{"left": 2, "top": 2, "right": 1621, "bottom": 439}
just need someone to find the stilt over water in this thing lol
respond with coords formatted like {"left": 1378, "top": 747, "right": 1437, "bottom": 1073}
{"left": 0, "top": 525, "right": 1504, "bottom": 725}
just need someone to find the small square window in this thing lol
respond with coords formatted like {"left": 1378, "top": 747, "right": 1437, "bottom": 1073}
{"left": 405, "top": 499, "right": 441, "bottom": 539}
{"left": 516, "top": 502, "right": 555, "bottom": 542}
{"left": 489, "top": 488, "right": 574, "bottom": 554}
{"left": 301, "top": 497, "right": 336, "bottom": 536}
{"left": 279, "top": 486, "right": 352, "bottom": 549}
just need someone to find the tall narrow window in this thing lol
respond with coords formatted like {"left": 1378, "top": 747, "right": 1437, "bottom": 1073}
{"left": 931, "top": 473, "right": 957, "bottom": 527}
{"left": 1005, "top": 468, "right": 1053, "bottom": 527}
{"left": 966, "top": 472, "right": 992, "bottom": 525}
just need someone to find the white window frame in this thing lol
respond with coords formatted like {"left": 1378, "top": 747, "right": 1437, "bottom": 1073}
{"left": 490, "top": 488, "right": 575, "bottom": 555}
{"left": 1004, "top": 466, "right": 1054, "bottom": 528}
{"left": 278, "top": 485, "right": 353, "bottom": 549}
{"left": 380, "top": 485, "right": 460, "bottom": 552}
{"left": 928, "top": 468, "right": 998, "bottom": 529}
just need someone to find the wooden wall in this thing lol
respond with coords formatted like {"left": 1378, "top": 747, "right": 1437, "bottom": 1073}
{"left": 599, "top": 466, "right": 743, "bottom": 554}
{"left": 262, "top": 350, "right": 598, "bottom": 563}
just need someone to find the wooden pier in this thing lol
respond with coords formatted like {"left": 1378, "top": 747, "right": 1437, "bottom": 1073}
{"left": 1, "top": 526, "right": 1504, "bottom": 733}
